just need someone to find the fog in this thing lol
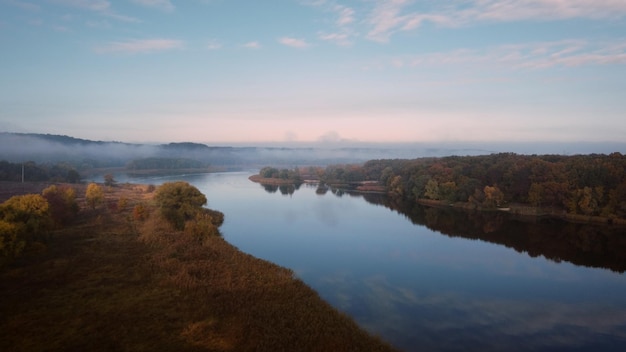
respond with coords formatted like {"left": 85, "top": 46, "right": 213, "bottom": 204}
{"left": 1, "top": 133, "right": 624, "bottom": 171}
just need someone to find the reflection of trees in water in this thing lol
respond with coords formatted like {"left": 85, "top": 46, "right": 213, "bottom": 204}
{"left": 279, "top": 184, "right": 295, "bottom": 196}
{"left": 362, "top": 194, "right": 626, "bottom": 273}
{"left": 261, "top": 183, "right": 301, "bottom": 196}
{"left": 262, "top": 184, "right": 278, "bottom": 193}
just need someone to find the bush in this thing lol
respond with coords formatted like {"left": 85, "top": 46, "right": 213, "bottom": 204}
{"left": 133, "top": 203, "right": 149, "bottom": 221}
{"left": 0, "top": 194, "right": 52, "bottom": 265}
{"left": 184, "top": 211, "right": 221, "bottom": 243}
{"left": 42, "top": 185, "right": 79, "bottom": 227}
{"left": 85, "top": 183, "right": 104, "bottom": 209}
{"left": 155, "top": 182, "right": 207, "bottom": 230}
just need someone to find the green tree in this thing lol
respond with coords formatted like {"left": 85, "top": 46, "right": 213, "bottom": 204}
{"left": 439, "top": 181, "right": 458, "bottom": 202}
{"left": 424, "top": 179, "right": 440, "bottom": 200}
{"left": 155, "top": 182, "right": 207, "bottom": 230}
{"left": 66, "top": 169, "right": 80, "bottom": 183}
{"left": 85, "top": 183, "right": 104, "bottom": 209}
{"left": 104, "top": 174, "right": 116, "bottom": 187}
{"left": 528, "top": 182, "right": 543, "bottom": 207}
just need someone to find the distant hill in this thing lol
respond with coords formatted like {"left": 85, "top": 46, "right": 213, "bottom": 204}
{"left": 4, "top": 132, "right": 624, "bottom": 172}
{"left": 0, "top": 132, "right": 374, "bottom": 170}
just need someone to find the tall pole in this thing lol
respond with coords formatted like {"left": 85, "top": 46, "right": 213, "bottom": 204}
{"left": 22, "top": 163, "right": 24, "bottom": 183}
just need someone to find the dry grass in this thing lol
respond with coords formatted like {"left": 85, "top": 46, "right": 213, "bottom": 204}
{"left": 0, "top": 182, "right": 397, "bottom": 352}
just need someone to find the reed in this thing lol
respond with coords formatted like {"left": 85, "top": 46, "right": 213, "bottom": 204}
{"left": 0, "top": 182, "right": 397, "bottom": 352}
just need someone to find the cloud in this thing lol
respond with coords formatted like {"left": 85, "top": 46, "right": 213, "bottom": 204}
{"left": 131, "top": 0, "right": 174, "bottom": 12}
{"left": 206, "top": 39, "right": 221, "bottom": 50}
{"left": 334, "top": 4, "right": 354, "bottom": 26}
{"left": 383, "top": 39, "right": 626, "bottom": 70}
{"left": 242, "top": 41, "right": 261, "bottom": 49}
{"left": 365, "top": 0, "right": 626, "bottom": 42}
{"left": 468, "top": 0, "right": 626, "bottom": 22}
{"left": 102, "top": 11, "right": 141, "bottom": 23}
{"left": 50, "top": 0, "right": 141, "bottom": 23}
{"left": 317, "top": 131, "right": 348, "bottom": 143}
{"left": 5, "top": 0, "right": 41, "bottom": 11}
{"left": 303, "top": 0, "right": 356, "bottom": 46}
{"left": 318, "top": 32, "right": 352, "bottom": 47}
{"left": 50, "top": 0, "right": 111, "bottom": 12}
{"left": 95, "top": 38, "right": 184, "bottom": 54}
{"left": 279, "top": 37, "right": 310, "bottom": 49}
{"left": 365, "top": 0, "right": 410, "bottom": 43}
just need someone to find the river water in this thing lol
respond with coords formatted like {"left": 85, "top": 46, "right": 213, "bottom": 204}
{"left": 123, "top": 171, "right": 626, "bottom": 351}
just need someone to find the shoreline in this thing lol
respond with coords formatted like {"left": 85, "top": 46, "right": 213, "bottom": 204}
{"left": 415, "top": 198, "right": 626, "bottom": 227}
{"left": 248, "top": 174, "right": 626, "bottom": 227}
{"left": 0, "top": 181, "right": 397, "bottom": 351}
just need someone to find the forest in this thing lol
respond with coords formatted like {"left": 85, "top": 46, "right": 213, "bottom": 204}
{"left": 337, "top": 153, "right": 626, "bottom": 221}
{"left": 260, "top": 153, "right": 626, "bottom": 222}
{"left": 0, "top": 161, "right": 80, "bottom": 183}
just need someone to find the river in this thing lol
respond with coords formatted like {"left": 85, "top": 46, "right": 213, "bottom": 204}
{"left": 121, "top": 171, "right": 626, "bottom": 351}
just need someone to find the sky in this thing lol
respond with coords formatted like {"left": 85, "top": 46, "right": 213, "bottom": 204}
{"left": 0, "top": 0, "right": 625, "bottom": 146}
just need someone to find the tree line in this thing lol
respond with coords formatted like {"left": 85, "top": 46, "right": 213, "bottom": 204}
{"left": 306, "top": 152, "right": 626, "bottom": 220}
{"left": 0, "top": 161, "right": 80, "bottom": 183}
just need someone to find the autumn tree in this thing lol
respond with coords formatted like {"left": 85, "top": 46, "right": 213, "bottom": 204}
{"left": 483, "top": 185, "right": 505, "bottom": 208}
{"left": 85, "top": 183, "right": 104, "bottom": 209}
{"left": 0, "top": 220, "right": 23, "bottom": 265}
{"left": 155, "top": 182, "right": 207, "bottom": 230}
{"left": 424, "top": 179, "right": 440, "bottom": 200}
{"left": 1, "top": 194, "right": 52, "bottom": 236}
{"left": 42, "top": 185, "right": 79, "bottom": 227}
{"left": 0, "top": 194, "right": 52, "bottom": 264}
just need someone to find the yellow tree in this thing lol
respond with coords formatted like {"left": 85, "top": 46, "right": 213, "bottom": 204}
{"left": 85, "top": 183, "right": 104, "bottom": 209}
{"left": 0, "top": 194, "right": 52, "bottom": 264}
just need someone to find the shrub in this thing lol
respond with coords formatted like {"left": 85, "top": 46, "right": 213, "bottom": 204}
{"left": 155, "top": 182, "right": 207, "bottom": 230}
{"left": 85, "top": 183, "right": 104, "bottom": 209}
{"left": 42, "top": 185, "right": 79, "bottom": 227}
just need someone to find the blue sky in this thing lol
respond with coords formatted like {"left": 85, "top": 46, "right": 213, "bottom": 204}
{"left": 1, "top": 0, "right": 625, "bottom": 145}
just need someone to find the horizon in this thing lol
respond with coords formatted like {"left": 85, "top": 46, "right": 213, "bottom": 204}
{"left": 2, "top": 131, "right": 625, "bottom": 157}
{"left": 1, "top": 1, "right": 625, "bottom": 144}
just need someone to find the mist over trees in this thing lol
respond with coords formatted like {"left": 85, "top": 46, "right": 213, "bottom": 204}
{"left": 0, "top": 161, "right": 80, "bottom": 183}
{"left": 5, "top": 132, "right": 624, "bottom": 175}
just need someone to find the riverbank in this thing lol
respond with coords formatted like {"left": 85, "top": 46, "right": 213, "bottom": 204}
{"left": 0, "top": 182, "right": 397, "bottom": 352}
{"left": 249, "top": 174, "right": 387, "bottom": 193}
{"left": 416, "top": 198, "right": 626, "bottom": 226}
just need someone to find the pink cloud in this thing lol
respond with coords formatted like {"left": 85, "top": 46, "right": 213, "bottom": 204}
{"left": 383, "top": 39, "right": 626, "bottom": 70}
{"left": 365, "top": 0, "right": 626, "bottom": 42}
{"left": 279, "top": 37, "right": 310, "bottom": 49}
{"left": 243, "top": 41, "right": 261, "bottom": 49}
{"left": 95, "top": 38, "right": 184, "bottom": 54}
{"left": 131, "top": 0, "right": 174, "bottom": 12}
{"left": 319, "top": 32, "right": 352, "bottom": 47}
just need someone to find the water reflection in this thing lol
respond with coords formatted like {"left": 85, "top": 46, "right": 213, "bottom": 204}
{"left": 364, "top": 196, "right": 626, "bottom": 273}
{"left": 256, "top": 181, "right": 626, "bottom": 273}
{"left": 124, "top": 173, "right": 626, "bottom": 352}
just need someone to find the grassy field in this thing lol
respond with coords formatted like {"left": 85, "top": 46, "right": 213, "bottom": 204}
{"left": 0, "top": 182, "right": 397, "bottom": 351}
